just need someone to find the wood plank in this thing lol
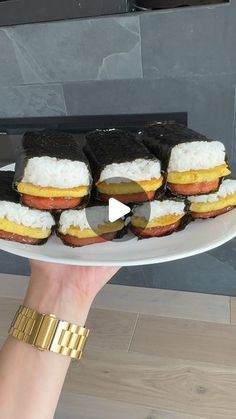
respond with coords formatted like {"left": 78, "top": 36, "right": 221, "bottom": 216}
{"left": 0, "top": 274, "right": 230, "bottom": 324}
{"left": 95, "top": 284, "right": 230, "bottom": 323}
{"left": 230, "top": 297, "right": 236, "bottom": 323}
{"left": 56, "top": 392, "right": 208, "bottom": 419}
{"left": 65, "top": 348, "right": 236, "bottom": 419}
{"left": 86, "top": 308, "right": 138, "bottom": 351}
{"left": 130, "top": 314, "right": 236, "bottom": 367}
{"left": 0, "top": 297, "right": 138, "bottom": 352}
{"left": 0, "top": 273, "right": 28, "bottom": 298}
{"left": 0, "top": 297, "right": 19, "bottom": 341}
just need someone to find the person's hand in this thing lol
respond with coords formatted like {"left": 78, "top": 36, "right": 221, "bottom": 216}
{"left": 0, "top": 261, "right": 120, "bottom": 419}
{"left": 24, "top": 260, "right": 120, "bottom": 325}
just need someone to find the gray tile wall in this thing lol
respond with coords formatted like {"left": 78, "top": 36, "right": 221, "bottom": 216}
{"left": 1, "top": 2, "right": 236, "bottom": 295}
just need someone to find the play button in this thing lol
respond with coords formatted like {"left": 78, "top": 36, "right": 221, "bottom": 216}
{"left": 85, "top": 176, "right": 152, "bottom": 242}
{"left": 108, "top": 198, "right": 130, "bottom": 222}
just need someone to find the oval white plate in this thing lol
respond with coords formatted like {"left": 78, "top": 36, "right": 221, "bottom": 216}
{"left": 0, "top": 164, "right": 236, "bottom": 266}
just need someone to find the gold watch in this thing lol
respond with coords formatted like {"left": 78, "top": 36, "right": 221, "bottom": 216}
{"left": 8, "top": 305, "right": 89, "bottom": 359}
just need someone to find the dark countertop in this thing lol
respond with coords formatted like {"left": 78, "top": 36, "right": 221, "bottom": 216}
{"left": 0, "top": 236, "right": 236, "bottom": 296}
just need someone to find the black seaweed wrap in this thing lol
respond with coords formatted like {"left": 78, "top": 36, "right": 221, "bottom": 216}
{"left": 141, "top": 122, "right": 213, "bottom": 172}
{"left": 160, "top": 194, "right": 191, "bottom": 227}
{"left": 84, "top": 129, "right": 159, "bottom": 183}
{"left": 13, "top": 130, "right": 92, "bottom": 209}
{"left": 82, "top": 198, "right": 129, "bottom": 240}
{"left": 57, "top": 197, "right": 128, "bottom": 246}
{"left": 0, "top": 170, "right": 55, "bottom": 245}
{"left": 131, "top": 214, "right": 191, "bottom": 240}
{"left": 131, "top": 195, "right": 191, "bottom": 239}
{"left": 0, "top": 171, "right": 20, "bottom": 204}
{"left": 14, "top": 129, "right": 91, "bottom": 187}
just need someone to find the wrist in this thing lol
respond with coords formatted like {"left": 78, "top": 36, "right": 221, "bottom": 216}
{"left": 24, "top": 272, "right": 92, "bottom": 326}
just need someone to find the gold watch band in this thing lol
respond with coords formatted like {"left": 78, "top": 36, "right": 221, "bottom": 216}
{"left": 9, "top": 305, "right": 89, "bottom": 359}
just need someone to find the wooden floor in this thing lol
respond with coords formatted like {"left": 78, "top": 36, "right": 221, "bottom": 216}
{"left": 1, "top": 274, "right": 236, "bottom": 418}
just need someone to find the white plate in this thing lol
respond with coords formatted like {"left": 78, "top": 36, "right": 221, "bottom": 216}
{"left": 0, "top": 164, "right": 236, "bottom": 266}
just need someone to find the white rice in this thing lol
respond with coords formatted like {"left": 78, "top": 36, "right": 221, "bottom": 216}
{"left": 133, "top": 200, "right": 185, "bottom": 222}
{"left": 189, "top": 179, "right": 236, "bottom": 203}
{"left": 168, "top": 141, "right": 226, "bottom": 172}
{"left": 59, "top": 206, "right": 110, "bottom": 233}
{"left": 99, "top": 158, "right": 161, "bottom": 183}
{"left": 0, "top": 202, "right": 55, "bottom": 230}
{"left": 22, "top": 156, "right": 90, "bottom": 188}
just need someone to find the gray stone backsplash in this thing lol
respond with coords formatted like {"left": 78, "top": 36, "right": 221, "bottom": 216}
{"left": 0, "top": 84, "right": 66, "bottom": 118}
{"left": 140, "top": 3, "right": 235, "bottom": 78}
{"left": 0, "top": 16, "right": 142, "bottom": 86}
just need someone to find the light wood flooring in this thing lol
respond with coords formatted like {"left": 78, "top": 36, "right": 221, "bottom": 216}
{"left": 1, "top": 274, "right": 236, "bottom": 418}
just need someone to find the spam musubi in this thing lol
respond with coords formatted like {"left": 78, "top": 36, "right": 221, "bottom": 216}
{"left": 188, "top": 179, "right": 236, "bottom": 219}
{"left": 0, "top": 171, "right": 55, "bottom": 244}
{"left": 130, "top": 198, "right": 188, "bottom": 238}
{"left": 85, "top": 129, "right": 163, "bottom": 203}
{"left": 57, "top": 203, "right": 125, "bottom": 247}
{"left": 142, "top": 122, "right": 230, "bottom": 196}
{"left": 14, "top": 130, "right": 92, "bottom": 210}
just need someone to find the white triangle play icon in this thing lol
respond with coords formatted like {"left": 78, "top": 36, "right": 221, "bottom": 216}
{"left": 109, "top": 198, "right": 130, "bottom": 223}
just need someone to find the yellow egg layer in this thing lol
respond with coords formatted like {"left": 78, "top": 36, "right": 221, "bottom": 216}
{"left": 167, "top": 164, "right": 230, "bottom": 185}
{"left": 190, "top": 193, "right": 236, "bottom": 213}
{"left": 0, "top": 218, "right": 51, "bottom": 239}
{"left": 17, "top": 182, "right": 89, "bottom": 198}
{"left": 131, "top": 214, "right": 184, "bottom": 229}
{"left": 97, "top": 177, "right": 163, "bottom": 195}
{"left": 61, "top": 219, "right": 124, "bottom": 238}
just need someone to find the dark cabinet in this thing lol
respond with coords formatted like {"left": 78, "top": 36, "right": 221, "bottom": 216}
{"left": 134, "top": 0, "right": 228, "bottom": 9}
{"left": 0, "top": 0, "right": 130, "bottom": 27}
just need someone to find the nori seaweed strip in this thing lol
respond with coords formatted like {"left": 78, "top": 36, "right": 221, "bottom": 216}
{"left": 159, "top": 194, "right": 192, "bottom": 230}
{"left": 0, "top": 171, "right": 55, "bottom": 245}
{"left": 130, "top": 213, "right": 191, "bottom": 240}
{"left": 84, "top": 129, "right": 159, "bottom": 183}
{"left": 14, "top": 129, "right": 92, "bottom": 209}
{"left": 87, "top": 197, "right": 130, "bottom": 239}
{"left": 114, "top": 224, "right": 129, "bottom": 240}
{"left": 0, "top": 171, "right": 20, "bottom": 204}
{"left": 163, "top": 190, "right": 189, "bottom": 209}
{"left": 153, "top": 181, "right": 166, "bottom": 200}
{"left": 84, "top": 128, "right": 164, "bottom": 202}
{"left": 154, "top": 194, "right": 191, "bottom": 225}
{"left": 140, "top": 122, "right": 213, "bottom": 172}
{"left": 130, "top": 195, "right": 191, "bottom": 239}
{"left": 141, "top": 122, "right": 230, "bottom": 197}
{"left": 57, "top": 198, "right": 128, "bottom": 246}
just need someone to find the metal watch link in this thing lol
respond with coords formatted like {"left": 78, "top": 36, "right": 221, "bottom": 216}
{"left": 9, "top": 305, "right": 89, "bottom": 360}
